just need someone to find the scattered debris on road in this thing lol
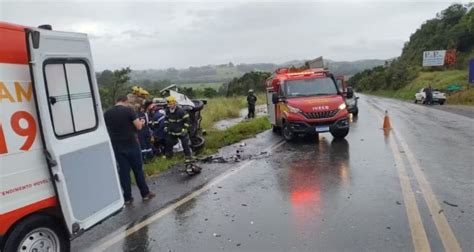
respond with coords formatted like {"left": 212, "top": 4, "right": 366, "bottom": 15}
{"left": 443, "top": 200, "right": 458, "bottom": 207}
{"left": 198, "top": 146, "right": 271, "bottom": 164}
{"left": 396, "top": 201, "right": 402, "bottom": 205}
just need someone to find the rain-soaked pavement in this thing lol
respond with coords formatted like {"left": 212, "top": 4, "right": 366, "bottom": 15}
{"left": 73, "top": 95, "right": 473, "bottom": 252}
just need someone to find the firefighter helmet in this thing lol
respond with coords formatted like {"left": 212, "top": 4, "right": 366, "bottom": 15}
{"left": 166, "top": 96, "right": 177, "bottom": 104}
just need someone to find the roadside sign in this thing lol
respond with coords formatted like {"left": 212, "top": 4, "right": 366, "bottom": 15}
{"left": 469, "top": 59, "right": 474, "bottom": 84}
{"left": 423, "top": 50, "right": 446, "bottom": 67}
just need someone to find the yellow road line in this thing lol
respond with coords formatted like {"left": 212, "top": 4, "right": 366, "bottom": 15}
{"left": 387, "top": 136, "right": 431, "bottom": 251}
{"left": 93, "top": 140, "right": 286, "bottom": 251}
{"left": 394, "top": 130, "right": 462, "bottom": 252}
{"left": 366, "top": 97, "right": 461, "bottom": 251}
{"left": 365, "top": 103, "right": 432, "bottom": 251}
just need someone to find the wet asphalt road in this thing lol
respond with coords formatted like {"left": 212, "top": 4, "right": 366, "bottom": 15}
{"left": 73, "top": 95, "right": 473, "bottom": 252}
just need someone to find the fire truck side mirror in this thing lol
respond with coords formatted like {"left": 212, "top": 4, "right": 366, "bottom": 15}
{"left": 346, "top": 88, "right": 354, "bottom": 99}
{"left": 272, "top": 93, "right": 279, "bottom": 104}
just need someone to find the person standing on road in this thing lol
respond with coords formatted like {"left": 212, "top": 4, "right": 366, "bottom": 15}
{"left": 164, "top": 96, "right": 193, "bottom": 161}
{"left": 247, "top": 89, "right": 257, "bottom": 119}
{"left": 104, "top": 95, "right": 155, "bottom": 205}
{"left": 424, "top": 85, "right": 433, "bottom": 105}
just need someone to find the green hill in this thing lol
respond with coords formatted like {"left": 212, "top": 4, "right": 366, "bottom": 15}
{"left": 350, "top": 3, "right": 474, "bottom": 105}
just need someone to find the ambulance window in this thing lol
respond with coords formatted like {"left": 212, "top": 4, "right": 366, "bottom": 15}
{"left": 44, "top": 60, "right": 98, "bottom": 138}
{"left": 65, "top": 63, "right": 96, "bottom": 132}
{"left": 45, "top": 64, "right": 75, "bottom": 136}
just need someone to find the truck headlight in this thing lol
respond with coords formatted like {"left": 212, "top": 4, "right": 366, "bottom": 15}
{"left": 338, "top": 103, "right": 347, "bottom": 110}
{"left": 287, "top": 104, "right": 302, "bottom": 113}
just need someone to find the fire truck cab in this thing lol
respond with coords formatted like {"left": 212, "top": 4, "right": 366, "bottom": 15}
{"left": 266, "top": 68, "right": 350, "bottom": 141}
{"left": 0, "top": 22, "right": 123, "bottom": 251}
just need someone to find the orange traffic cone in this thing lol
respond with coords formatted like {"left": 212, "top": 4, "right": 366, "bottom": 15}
{"left": 383, "top": 110, "right": 392, "bottom": 129}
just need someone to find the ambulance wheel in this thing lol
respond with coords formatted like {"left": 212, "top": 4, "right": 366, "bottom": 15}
{"left": 3, "top": 214, "right": 70, "bottom": 252}
{"left": 282, "top": 122, "right": 295, "bottom": 141}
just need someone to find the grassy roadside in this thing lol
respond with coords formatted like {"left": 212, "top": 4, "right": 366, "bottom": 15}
{"left": 143, "top": 94, "right": 270, "bottom": 176}
{"left": 364, "top": 69, "right": 474, "bottom": 106}
{"left": 200, "top": 93, "right": 266, "bottom": 130}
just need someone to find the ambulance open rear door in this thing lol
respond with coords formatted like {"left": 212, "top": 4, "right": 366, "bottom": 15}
{"left": 26, "top": 28, "right": 123, "bottom": 235}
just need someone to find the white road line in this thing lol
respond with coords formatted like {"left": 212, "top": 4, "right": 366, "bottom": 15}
{"left": 93, "top": 140, "right": 286, "bottom": 251}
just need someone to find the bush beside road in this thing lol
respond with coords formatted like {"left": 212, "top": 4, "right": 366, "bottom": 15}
{"left": 200, "top": 93, "right": 266, "bottom": 130}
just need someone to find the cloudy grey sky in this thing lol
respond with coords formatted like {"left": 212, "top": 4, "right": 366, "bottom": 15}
{"left": 0, "top": 0, "right": 467, "bottom": 70}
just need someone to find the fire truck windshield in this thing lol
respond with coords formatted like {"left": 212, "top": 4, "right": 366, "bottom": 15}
{"left": 284, "top": 77, "right": 338, "bottom": 97}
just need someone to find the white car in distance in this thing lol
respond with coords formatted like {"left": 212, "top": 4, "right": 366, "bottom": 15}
{"left": 414, "top": 88, "right": 446, "bottom": 105}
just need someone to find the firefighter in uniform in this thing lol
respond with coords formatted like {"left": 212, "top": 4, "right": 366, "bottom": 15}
{"left": 164, "top": 96, "right": 192, "bottom": 160}
{"left": 247, "top": 89, "right": 257, "bottom": 118}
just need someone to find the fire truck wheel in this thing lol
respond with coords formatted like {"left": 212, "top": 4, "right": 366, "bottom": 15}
{"left": 3, "top": 214, "right": 70, "bottom": 252}
{"left": 272, "top": 125, "right": 281, "bottom": 134}
{"left": 282, "top": 122, "right": 295, "bottom": 141}
{"left": 331, "top": 128, "right": 349, "bottom": 139}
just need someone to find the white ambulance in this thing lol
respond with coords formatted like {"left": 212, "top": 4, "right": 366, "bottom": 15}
{"left": 0, "top": 22, "right": 123, "bottom": 251}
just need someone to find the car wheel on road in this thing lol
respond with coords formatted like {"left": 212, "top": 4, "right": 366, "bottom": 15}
{"left": 282, "top": 122, "right": 295, "bottom": 141}
{"left": 414, "top": 99, "right": 418, "bottom": 104}
{"left": 331, "top": 128, "right": 349, "bottom": 139}
{"left": 440, "top": 101, "right": 445, "bottom": 105}
{"left": 3, "top": 214, "right": 70, "bottom": 252}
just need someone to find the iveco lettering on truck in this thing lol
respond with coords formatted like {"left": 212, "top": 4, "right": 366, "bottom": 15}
{"left": 266, "top": 68, "right": 350, "bottom": 141}
{"left": 0, "top": 22, "right": 124, "bottom": 251}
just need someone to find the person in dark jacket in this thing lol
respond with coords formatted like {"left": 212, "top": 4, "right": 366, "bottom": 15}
{"left": 137, "top": 102, "right": 154, "bottom": 161}
{"left": 150, "top": 107, "right": 166, "bottom": 156}
{"left": 104, "top": 95, "right": 155, "bottom": 205}
{"left": 247, "top": 89, "right": 257, "bottom": 118}
{"left": 164, "top": 96, "right": 192, "bottom": 160}
{"left": 424, "top": 85, "right": 433, "bottom": 105}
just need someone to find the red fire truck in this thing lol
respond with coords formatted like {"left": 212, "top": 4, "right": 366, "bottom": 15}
{"left": 266, "top": 68, "right": 350, "bottom": 141}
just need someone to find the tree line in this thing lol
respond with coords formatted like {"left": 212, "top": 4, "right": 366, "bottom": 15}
{"left": 96, "top": 67, "right": 272, "bottom": 109}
